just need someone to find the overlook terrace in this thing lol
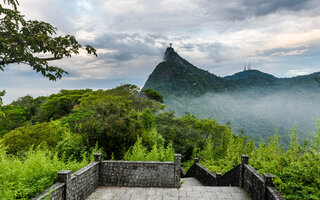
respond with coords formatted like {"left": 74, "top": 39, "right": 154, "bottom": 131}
{"left": 33, "top": 154, "right": 285, "bottom": 200}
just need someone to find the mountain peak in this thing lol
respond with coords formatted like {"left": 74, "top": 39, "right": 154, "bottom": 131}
{"left": 142, "top": 46, "right": 229, "bottom": 97}
{"left": 163, "top": 46, "right": 194, "bottom": 68}
{"left": 164, "top": 46, "right": 179, "bottom": 61}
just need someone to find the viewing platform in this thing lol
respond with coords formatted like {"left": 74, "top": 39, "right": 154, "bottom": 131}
{"left": 85, "top": 177, "right": 251, "bottom": 200}
{"left": 34, "top": 154, "right": 285, "bottom": 200}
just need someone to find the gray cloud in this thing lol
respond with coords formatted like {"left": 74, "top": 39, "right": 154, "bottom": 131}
{"left": 91, "top": 33, "right": 167, "bottom": 62}
{"left": 199, "top": 0, "right": 315, "bottom": 21}
{"left": 259, "top": 46, "right": 309, "bottom": 57}
{"left": 1, "top": 0, "right": 320, "bottom": 104}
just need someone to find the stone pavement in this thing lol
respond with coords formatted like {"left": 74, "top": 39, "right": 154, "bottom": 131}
{"left": 85, "top": 178, "right": 251, "bottom": 200}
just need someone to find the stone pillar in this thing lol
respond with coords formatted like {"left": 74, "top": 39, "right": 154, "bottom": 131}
{"left": 93, "top": 153, "right": 102, "bottom": 186}
{"left": 194, "top": 157, "right": 199, "bottom": 164}
{"left": 58, "top": 170, "right": 71, "bottom": 200}
{"left": 58, "top": 170, "right": 71, "bottom": 183}
{"left": 94, "top": 153, "right": 102, "bottom": 162}
{"left": 216, "top": 172, "right": 222, "bottom": 186}
{"left": 174, "top": 154, "right": 182, "bottom": 188}
{"left": 180, "top": 162, "right": 186, "bottom": 177}
{"left": 240, "top": 155, "right": 249, "bottom": 188}
{"left": 263, "top": 173, "right": 275, "bottom": 200}
{"left": 241, "top": 155, "right": 249, "bottom": 165}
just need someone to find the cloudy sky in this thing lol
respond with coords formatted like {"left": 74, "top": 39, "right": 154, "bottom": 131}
{"left": 1, "top": 0, "right": 320, "bottom": 104}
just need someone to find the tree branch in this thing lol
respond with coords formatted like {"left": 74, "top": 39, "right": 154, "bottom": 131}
{"left": 0, "top": 56, "right": 63, "bottom": 65}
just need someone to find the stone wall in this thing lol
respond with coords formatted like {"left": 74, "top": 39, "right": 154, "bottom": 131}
{"left": 99, "top": 154, "right": 181, "bottom": 188}
{"left": 33, "top": 183, "right": 65, "bottom": 200}
{"left": 266, "top": 186, "right": 286, "bottom": 200}
{"left": 184, "top": 158, "right": 240, "bottom": 187}
{"left": 33, "top": 154, "right": 101, "bottom": 200}
{"left": 34, "top": 153, "right": 181, "bottom": 200}
{"left": 218, "top": 164, "right": 240, "bottom": 186}
{"left": 184, "top": 158, "right": 217, "bottom": 186}
{"left": 98, "top": 154, "right": 180, "bottom": 188}
{"left": 66, "top": 162, "right": 99, "bottom": 200}
{"left": 185, "top": 155, "right": 286, "bottom": 200}
{"left": 240, "top": 156, "right": 286, "bottom": 200}
{"left": 242, "top": 164, "right": 265, "bottom": 200}
{"left": 100, "top": 161, "right": 174, "bottom": 187}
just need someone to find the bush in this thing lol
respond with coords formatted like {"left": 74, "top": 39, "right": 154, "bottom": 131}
{"left": 124, "top": 137, "right": 175, "bottom": 162}
{"left": 1, "top": 120, "right": 68, "bottom": 154}
{"left": 0, "top": 145, "right": 90, "bottom": 199}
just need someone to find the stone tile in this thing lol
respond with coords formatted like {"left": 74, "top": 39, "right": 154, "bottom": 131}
{"left": 113, "top": 192, "right": 132, "bottom": 200}
{"left": 146, "top": 194, "right": 163, "bottom": 200}
{"left": 205, "top": 187, "right": 222, "bottom": 192}
{"left": 180, "top": 198, "right": 211, "bottom": 200}
{"left": 85, "top": 183, "right": 251, "bottom": 200}
{"left": 181, "top": 177, "right": 203, "bottom": 186}
{"left": 154, "top": 188, "right": 164, "bottom": 195}
{"left": 162, "top": 196, "right": 179, "bottom": 200}
{"left": 186, "top": 191, "right": 202, "bottom": 198}
{"left": 201, "top": 191, "right": 218, "bottom": 198}
{"left": 230, "top": 191, "right": 251, "bottom": 199}
{"left": 215, "top": 191, "right": 232, "bottom": 199}
{"left": 192, "top": 186, "right": 207, "bottom": 192}
{"left": 177, "top": 190, "right": 187, "bottom": 197}
{"left": 228, "top": 187, "right": 245, "bottom": 193}
{"left": 178, "top": 197, "right": 194, "bottom": 200}
{"left": 144, "top": 188, "right": 157, "bottom": 195}
{"left": 130, "top": 193, "right": 147, "bottom": 200}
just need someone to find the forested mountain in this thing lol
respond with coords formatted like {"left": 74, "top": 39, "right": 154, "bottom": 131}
{"left": 143, "top": 47, "right": 320, "bottom": 141}
{"left": 144, "top": 47, "right": 320, "bottom": 96}
{"left": 143, "top": 47, "right": 231, "bottom": 97}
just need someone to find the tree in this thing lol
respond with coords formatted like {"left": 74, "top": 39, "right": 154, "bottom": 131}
{"left": 142, "top": 89, "right": 164, "bottom": 103}
{"left": 0, "top": 0, "right": 97, "bottom": 80}
{"left": 0, "top": 90, "right": 5, "bottom": 119}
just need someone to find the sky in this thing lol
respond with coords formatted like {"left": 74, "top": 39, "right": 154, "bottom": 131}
{"left": 1, "top": 0, "right": 320, "bottom": 104}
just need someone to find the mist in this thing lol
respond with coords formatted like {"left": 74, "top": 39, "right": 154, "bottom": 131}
{"left": 165, "top": 89, "right": 320, "bottom": 143}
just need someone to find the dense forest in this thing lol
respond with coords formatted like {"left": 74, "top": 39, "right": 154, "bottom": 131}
{"left": 0, "top": 85, "right": 320, "bottom": 199}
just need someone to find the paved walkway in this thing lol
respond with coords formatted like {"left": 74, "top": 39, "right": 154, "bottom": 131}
{"left": 86, "top": 178, "right": 251, "bottom": 200}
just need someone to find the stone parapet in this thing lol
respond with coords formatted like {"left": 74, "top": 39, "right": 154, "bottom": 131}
{"left": 184, "top": 155, "right": 286, "bottom": 200}
{"left": 99, "top": 160, "right": 176, "bottom": 187}
{"left": 34, "top": 153, "right": 181, "bottom": 200}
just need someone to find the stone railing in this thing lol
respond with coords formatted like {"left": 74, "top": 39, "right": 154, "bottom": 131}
{"left": 184, "top": 155, "right": 285, "bottom": 200}
{"left": 240, "top": 155, "right": 285, "bottom": 200}
{"left": 99, "top": 154, "right": 181, "bottom": 187}
{"left": 33, "top": 153, "right": 181, "bottom": 200}
{"left": 185, "top": 158, "right": 217, "bottom": 186}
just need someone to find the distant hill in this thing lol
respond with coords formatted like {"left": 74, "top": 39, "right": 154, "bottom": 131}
{"left": 144, "top": 47, "right": 320, "bottom": 97}
{"left": 143, "top": 47, "right": 231, "bottom": 97}
{"left": 143, "top": 47, "right": 320, "bottom": 142}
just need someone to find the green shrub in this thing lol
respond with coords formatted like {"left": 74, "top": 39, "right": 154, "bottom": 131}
{"left": 124, "top": 137, "right": 175, "bottom": 162}
{"left": 0, "top": 145, "right": 90, "bottom": 199}
{"left": 1, "top": 120, "right": 67, "bottom": 154}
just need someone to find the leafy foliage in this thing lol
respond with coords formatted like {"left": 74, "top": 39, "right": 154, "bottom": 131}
{"left": 1, "top": 120, "right": 67, "bottom": 154}
{"left": 142, "top": 88, "right": 164, "bottom": 103}
{"left": 123, "top": 137, "right": 174, "bottom": 162}
{"left": 0, "top": 145, "right": 90, "bottom": 199}
{"left": 0, "top": 104, "right": 28, "bottom": 136}
{"left": 0, "top": 0, "right": 97, "bottom": 80}
{"left": 38, "top": 89, "right": 91, "bottom": 122}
